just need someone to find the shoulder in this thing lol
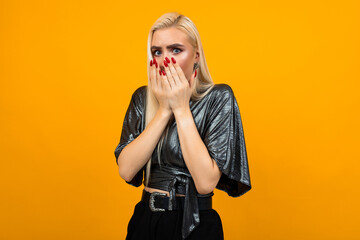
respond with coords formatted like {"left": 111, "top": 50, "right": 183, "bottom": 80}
{"left": 204, "top": 84, "right": 237, "bottom": 125}
{"left": 210, "top": 83, "right": 234, "bottom": 97}
{"left": 209, "top": 83, "right": 235, "bottom": 104}
{"left": 132, "top": 85, "right": 147, "bottom": 98}
{"left": 131, "top": 85, "right": 147, "bottom": 111}
{"left": 131, "top": 85, "right": 147, "bottom": 105}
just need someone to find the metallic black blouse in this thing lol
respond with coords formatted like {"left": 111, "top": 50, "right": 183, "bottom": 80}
{"left": 114, "top": 83, "right": 251, "bottom": 239}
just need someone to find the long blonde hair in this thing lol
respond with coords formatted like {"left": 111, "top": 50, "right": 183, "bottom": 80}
{"left": 144, "top": 12, "right": 215, "bottom": 186}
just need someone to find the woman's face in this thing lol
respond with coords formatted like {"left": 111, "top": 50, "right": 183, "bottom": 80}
{"left": 151, "top": 27, "right": 199, "bottom": 82}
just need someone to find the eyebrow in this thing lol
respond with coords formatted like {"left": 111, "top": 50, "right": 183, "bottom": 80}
{"left": 151, "top": 43, "right": 185, "bottom": 50}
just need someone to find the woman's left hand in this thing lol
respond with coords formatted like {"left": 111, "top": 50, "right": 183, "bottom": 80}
{"left": 160, "top": 57, "right": 196, "bottom": 116}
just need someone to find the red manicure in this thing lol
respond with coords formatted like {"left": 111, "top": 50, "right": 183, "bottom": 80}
{"left": 159, "top": 69, "right": 162, "bottom": 75}
{"left": 164, "top": 60, "right": 168, "bottom": 67}
{"left": 162, "top": 70, "right": 166, "bottom": 75}
{"left": 194, "top": 69, "right": 197, "bottom": 78}
{"left": 171, "top": 57, "right": 176, "bottom": 64}
{"left": 150, "top": 60, "right": 153, "bottom": 66}
{"left": 165, "top": 57, "right": 170, "bottom": 63}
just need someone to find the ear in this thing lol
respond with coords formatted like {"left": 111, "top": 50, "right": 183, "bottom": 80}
{"left": 195, "top": 51, "right": 200, "bottom": 61}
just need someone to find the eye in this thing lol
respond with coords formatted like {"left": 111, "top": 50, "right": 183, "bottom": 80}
{"left": 173, "top": 48, "right": 182, "bottom": 54}
{"left": 152, "top": 50, "right": 160, "bottom": 56}
{"left": 152, "top": 48, "right": 182, "bottom": 56}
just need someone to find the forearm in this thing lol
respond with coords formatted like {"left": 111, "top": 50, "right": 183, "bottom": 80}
{"left": 174, "top": 107, "right": 221, "bottom": 195}
{"left": 118, "top": 108, "right": 172, "bottom": 182}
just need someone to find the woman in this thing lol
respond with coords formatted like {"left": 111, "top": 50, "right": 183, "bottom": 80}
{"left": 114, "top": 12, "right": 251, "bottom": 240}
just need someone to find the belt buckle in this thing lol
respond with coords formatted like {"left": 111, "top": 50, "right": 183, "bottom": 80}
{"left": 149, "top": 192, "right": 167, "bottom": 212}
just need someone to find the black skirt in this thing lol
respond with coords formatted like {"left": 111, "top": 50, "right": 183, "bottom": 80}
{"left": 125, "top": 191, "right": 224, "bottom": 240}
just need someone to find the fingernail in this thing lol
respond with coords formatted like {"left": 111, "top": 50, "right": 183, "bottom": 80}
{"left": 164, "top": 60, "right": 168, "bottom": 67}
{"left": 171, "top": 57, "right": 176, "bottom": 64}
{"left": 154, "top": 59, "right": 158, "bottom": 68}
{"left": 165, "top": 57, "right": 170, "bottom": 63}
{"left": 150, "top": 60, "right": 153, "bottom": 66}
{"left": 162, "top": 70, "right": 166, "bottom": 75}
{"left": 159, "top": 69, "right": 162, "bottom": 75}
{"left": 194, "top": 69, "right": 197, "bottom": 78}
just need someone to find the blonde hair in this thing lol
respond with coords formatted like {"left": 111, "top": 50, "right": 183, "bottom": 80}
{"left": 144, "top": 12, "right": 215, "bottom": 186}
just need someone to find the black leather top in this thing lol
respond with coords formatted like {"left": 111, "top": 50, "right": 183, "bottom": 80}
{"left": 114, "top": 83, "right": 251, "bottom": 239}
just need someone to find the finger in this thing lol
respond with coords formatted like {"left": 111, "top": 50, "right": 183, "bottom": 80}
{"left": 165, "top": 58, "right": 180, "bottom": 87}
{"left": 152, "top": 58, "right": 160, "bottom": 92}
{"left": 160, "top": 68, "right": 171, "bottom": 92}
{"left": 170, "top": 57, "right": 187, "bottom": 85}
{"left": 163, "top": 59, "right": 175, "bottom": 89}
{"left": 189, "top": 69, "right": 196, "bottom": 89}
{"left": 149, "top": 59, "right": 157, "bottom": 88}
{"left": 155, "top": 63, "right": 162, "bottom": 90}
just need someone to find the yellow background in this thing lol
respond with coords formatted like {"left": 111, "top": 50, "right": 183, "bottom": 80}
{"left": 1, "top": 0, "right": 359, "bottom": 239}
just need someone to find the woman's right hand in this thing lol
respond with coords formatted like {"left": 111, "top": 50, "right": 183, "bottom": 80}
{"left": 149, "top": 58, "right": 172, "bottom": 116}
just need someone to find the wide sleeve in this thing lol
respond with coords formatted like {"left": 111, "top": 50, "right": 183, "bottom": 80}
{"left": 203, "top": 84, "right": 251, "bottom": 197}
{"left": 114, "top": 86, "right": 146, "bottom": 187}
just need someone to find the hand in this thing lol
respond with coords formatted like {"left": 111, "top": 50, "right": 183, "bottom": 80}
{"left": 161, "top": 57, "right": 196, "bottom": 115}
{"left": 149, "top": 58, "right": 172, "bottom": 116}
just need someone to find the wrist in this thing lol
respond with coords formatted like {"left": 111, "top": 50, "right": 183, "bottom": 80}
{"left": 173, "top": 107, "right": 191, "bottom": 119}
{"left": 157, "top": 107, "right": 173, "bottom": 119}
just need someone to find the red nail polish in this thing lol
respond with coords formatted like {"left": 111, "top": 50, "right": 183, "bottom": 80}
{"left": 194, "top": 69, "right": 197, "bottom": 78}
{"left": 171, "top": 57, "right": 176, "bottom": 64}
{"left": 150, "top": 60, "right": 153, "bottom": 66}
{"left": 165, "top": 57, "right": 170, "bottom": 63}
{"left": 162, "top": 70, "right": 166, "bottom": 75}
{"left": 159, "top": 69, "right": 162, "bottom": 75}
{"left": 164, "top": 60, "right": 168, "bottom": 67}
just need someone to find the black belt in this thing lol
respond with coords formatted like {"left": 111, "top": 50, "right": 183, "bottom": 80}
{"left": 141, "top": 189, "right": 212, "bottom": 212}
{"left": 144, "top": 165, "right": 215, "bottom": 239}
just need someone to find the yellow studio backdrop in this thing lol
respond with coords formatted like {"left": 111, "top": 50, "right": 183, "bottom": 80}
{"left": 1, "top": 0, "right": 359, "bottom": 239}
